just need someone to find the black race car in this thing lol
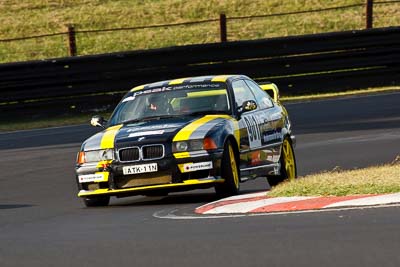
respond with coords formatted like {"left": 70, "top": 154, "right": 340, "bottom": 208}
{"left": 76, "top": 75, "right": 296, "bottom": 207}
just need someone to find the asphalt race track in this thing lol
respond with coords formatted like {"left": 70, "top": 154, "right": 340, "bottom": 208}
{"left": 1, "top": 92, "right": 400, "bottom": 267}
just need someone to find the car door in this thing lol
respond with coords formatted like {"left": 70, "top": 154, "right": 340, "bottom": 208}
{"left": 231, "top": 79, "right": 266, "bottom": 173}
{"left": 244, "top": 79, "right": 283, "bottom": 166}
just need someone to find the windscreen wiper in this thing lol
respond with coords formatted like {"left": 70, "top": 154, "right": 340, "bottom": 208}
{"left": 185, "top": 110, "right": 230, "bottom": 116}
{"left": 122, "top": 115, "right": 180, "bottom": 124}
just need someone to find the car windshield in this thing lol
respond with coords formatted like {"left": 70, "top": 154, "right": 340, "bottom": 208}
{"left": 108, "top": 82, "right": 231, "bottom": 125}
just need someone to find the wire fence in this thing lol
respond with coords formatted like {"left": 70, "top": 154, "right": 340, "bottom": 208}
{"left": 0, "top": 0, "right": 399, "bottom": 63}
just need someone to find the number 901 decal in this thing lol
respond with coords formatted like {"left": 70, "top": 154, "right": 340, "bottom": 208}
{"left": 243, "top": 115, "right": 262, "bottom": 148}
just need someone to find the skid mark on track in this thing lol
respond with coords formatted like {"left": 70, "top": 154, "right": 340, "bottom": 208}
{"left": 153, "top": 203, "right": 400, "bottom": 220}
{"left": 0, "top": 204, "right": 34, "bottom": 210}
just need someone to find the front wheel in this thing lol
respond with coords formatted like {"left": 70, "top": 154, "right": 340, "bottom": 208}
{"left": 83, "top": 196, "right": 110, "bottom": 207}
{"left": 215, "top": 141, "right": 240, "bottom": 198}
{"left": 267, "top": 137, "right": 297, "bottom": 187}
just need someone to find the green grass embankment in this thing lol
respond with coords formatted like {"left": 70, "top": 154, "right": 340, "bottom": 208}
{"left": 269, "top": 159, "right": 400, "bottom": 197}
{"left": 0, "top": 0, "right": 399, "bottom": 63}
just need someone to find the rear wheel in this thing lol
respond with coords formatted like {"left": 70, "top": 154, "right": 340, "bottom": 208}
{"left": 83, "top": 196, "right": 110, "bottom": 207}
{"left": 215, "top": 141, "right": 240, "bottom": 198}
{"left": 267, "top": 137, "right": 297, "bottom": 187}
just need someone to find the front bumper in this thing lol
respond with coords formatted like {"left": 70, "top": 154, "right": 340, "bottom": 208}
{"left": 78, "top": 178, "right": 224, "bottom": 197}
{"left": 76, "top": 150, "right": 224, "bottom": 198}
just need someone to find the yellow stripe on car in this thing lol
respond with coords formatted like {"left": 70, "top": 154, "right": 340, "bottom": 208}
{"left": 211, "top": 75, "right": 231, "bottom": 82}
{"left": 173, "top": 152, "right": 191, "bottom": 159}
{"left": 169, "top": 78, "right": 188, "bottom": 85}
{"left": 100, "top": 125, "right": 123, "bottom": 149}
{"left": 172, "top": 115, "right": 240, "bottom": 158}
{"left": 173, "top": 115, "right": 219, "bottom": 142}
{"left": 186, "top": 89, "right": 227, "bottom": 97}
{"left": 130, "top": 85, "right": 145, "bottom": 92}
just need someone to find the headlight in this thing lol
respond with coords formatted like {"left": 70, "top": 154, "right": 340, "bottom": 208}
{"left": 189, "top": 140, "right": 203, "bottom": 151}
{"left": 175, "top": 141, "right": 188, "bottom": 152}
{"left": 84, "top": 149, "right": 114, "bottom": 163}
{"left": 173, "top": 140, "right": 205, "bottom": 152}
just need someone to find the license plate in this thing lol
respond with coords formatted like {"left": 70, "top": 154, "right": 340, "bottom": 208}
{"left": 123, "top": 163, "right": 158, "bottom": 175}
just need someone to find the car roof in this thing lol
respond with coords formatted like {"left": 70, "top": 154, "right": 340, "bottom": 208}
{"left": 130, "top": 74, "right": 250, "bottom": 92}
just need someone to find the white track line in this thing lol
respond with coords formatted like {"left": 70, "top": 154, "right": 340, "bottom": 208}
{"left": 195, "top": 191, "right": 269, "bottom": 210}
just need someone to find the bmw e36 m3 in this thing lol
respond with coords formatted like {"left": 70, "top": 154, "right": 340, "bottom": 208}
{"left": 75, "top": 75, "right": 296, "bottom": 207}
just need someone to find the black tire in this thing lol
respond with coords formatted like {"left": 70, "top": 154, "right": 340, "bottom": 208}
{"left": 267, "top": 137, "right": 297, "bottom": 187}
{"left": 215, "top": 140, "right": 240, "bottom": 198}
{"left": 83, "top": 196, "right": 110, "bottom": 207}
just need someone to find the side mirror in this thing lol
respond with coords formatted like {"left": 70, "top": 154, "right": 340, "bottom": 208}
{"left": 90, "top": 115, "right": 106, "bottom": 128}
{"left": 260, "top": 83, "right": 280, "bottom": 102}
{"left": 240, "top": 100, "right": 257, "bottom": 114}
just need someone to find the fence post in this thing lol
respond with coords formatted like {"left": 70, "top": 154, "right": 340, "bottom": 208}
{"left": 66, "top": 24, "right": 77, "bottom": 56}
{"left": 219, "top": 14, "right": 227, "bottom": 42}
{"left": 365, "top": 0, "right": 373, "bottom": 29}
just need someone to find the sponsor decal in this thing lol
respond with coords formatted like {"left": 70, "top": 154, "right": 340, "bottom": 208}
{"left": 243, "top": 114, "right": 262, "bottom": 149}
{"left": 263, "top": 129, "right": 283, "bottom": 143}
{"left": 182, "top": 161, "right": 213, "bottom": 173}
{"left": 129, "top": 84, "right": 223, "bottom": 99}
{"left": 78, "top": 173, "right": 105, "bottom": 183}
{"left": 128, "top": 130, "right": 165, "bottom": 138}
{"left": 126, "top": 124, "right": 180, "bottom": 132}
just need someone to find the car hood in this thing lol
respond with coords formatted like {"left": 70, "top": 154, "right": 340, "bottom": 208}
{"left": 81, "top": 115, "right": 232, "bottom": 151}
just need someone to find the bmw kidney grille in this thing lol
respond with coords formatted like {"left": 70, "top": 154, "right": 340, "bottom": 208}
{"left": 119, "top": 145, "right": 164, "bottom": 162}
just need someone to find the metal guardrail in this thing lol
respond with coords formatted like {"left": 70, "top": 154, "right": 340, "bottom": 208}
{"left": 0, "top": 26, "right": 399, "bottom": 120}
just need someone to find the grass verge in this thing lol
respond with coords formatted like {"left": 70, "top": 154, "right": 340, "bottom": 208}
{"left": 0, "top": 0, "right": 399, "bottom": 63}
{"left": 269, "top": 159, "right": 400, "bottom": 197}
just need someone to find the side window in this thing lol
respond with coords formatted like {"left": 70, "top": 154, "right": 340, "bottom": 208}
{"left": 231, "top": 80, "right": 257, "bottom": 108}
{"left": 245, "top": 80, "right": 273, "bottom": 109}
